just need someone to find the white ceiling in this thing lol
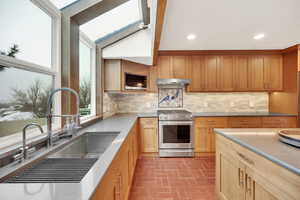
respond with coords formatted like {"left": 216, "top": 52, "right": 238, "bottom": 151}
{"left": 159, "top": 0, "right": 300, "bottom": 50}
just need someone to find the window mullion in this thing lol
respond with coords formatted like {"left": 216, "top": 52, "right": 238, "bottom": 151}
{"left": 0, "top": 55, "right": 56, "bottom": 76}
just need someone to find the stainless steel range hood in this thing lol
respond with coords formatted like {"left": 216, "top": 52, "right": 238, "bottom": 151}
{"left": 156, "top": 79, "right": 190, "bottom": 88}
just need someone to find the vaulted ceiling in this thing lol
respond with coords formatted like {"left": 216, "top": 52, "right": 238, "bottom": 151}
{"left": 159, "top": 0, "right": 300, "bottom": 50}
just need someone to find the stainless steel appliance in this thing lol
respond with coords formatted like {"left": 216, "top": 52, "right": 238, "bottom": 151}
{"left": 158, "top": 110, "right": 194, "bottom": 157}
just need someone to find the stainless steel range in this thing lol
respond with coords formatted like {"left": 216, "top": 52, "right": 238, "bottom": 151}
{"left": 158, "top": 109, "right": 194, "bottom": 157}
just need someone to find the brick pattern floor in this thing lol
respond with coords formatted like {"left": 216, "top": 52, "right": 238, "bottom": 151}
{"left": 129, "top": 156, "right": 216, "bottom": 200}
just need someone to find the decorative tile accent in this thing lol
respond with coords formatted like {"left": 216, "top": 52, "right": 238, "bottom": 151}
{"left": 103, "top": 92, "right": 269, "bottom": 114}
{"left": 158, "top": 88, "right": 183, "bottom": 108}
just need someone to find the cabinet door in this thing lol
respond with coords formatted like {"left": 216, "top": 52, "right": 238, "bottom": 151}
{"left": 189, "top": 55, "right": 206, "bottom": 91}
{"left": 248, "top": 56, "right": 264, "bottom": 90}
{"left": 209, "top": 128, "right": 216, "bottom": 152}
{"left": 157, "top": 56, "right": 172, "bottom": 78}
{"left": 194, "top": 127, "right": 211, "bottom": 152}
{"left": 217, "top": 153, "right": 246, "bottom": 200}
{"left": 171, "top": 56, "right": 187, "bottom": 79}
{"left": 139, "top": 118, "right": 158, "bottom": 153}
{"left": 217, "top": 55, "right": 234, "bottom": 91}
{"left": 254, "top": 183, "right": 278, "bottom": 200}
{"left": 245, "top": 168, "right": 278, "bottom": 200}
{"left": 263, "top": 55, "right": 283, "bottom": 90}
{"left": 204, "top": 56, "right": 218, "bottom": 91}
{"left": 234, "top": 55, "right": 249, "bottom": 90}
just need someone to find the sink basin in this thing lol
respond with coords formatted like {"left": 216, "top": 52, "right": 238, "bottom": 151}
{"left": 3, "top": 132, "right": 120, "bottom": 183}
{"left": 50, "top": 132, "right": 120, "bottom": 159}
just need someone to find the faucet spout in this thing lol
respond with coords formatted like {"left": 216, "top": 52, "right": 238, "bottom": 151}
{"left": 46, "top": 88, "right": 81, "bottom": 147}
{"left": 22, "top": 123, "right": 44, "bottom": 160}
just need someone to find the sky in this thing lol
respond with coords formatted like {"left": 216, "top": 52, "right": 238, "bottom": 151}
{"left": 80, "top": 0, "right": 140, "bottom": 41}
{"left": 0, "top": 0, "right": 91, "bottom": 103}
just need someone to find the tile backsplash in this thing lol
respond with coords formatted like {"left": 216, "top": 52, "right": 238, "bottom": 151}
{"left": 103, "top": 92, "right": 269, "bottom": 115}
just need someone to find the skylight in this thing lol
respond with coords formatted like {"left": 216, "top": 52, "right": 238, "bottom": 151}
{"left": 49, "top": 0, "right": 79, "bottom": 9}
{"left": 80, "top": 0, "right": 141, "bottom": 41}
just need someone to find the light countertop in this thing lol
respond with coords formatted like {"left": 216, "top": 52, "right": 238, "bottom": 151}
{"left": 214, "top": 128, "right": 300, "bottom": 176}
{"left": 137, "top": 112, "right": 297, "bottom": 118}
{"left": 0, "top": 114, "right": 138, "bottom": 200}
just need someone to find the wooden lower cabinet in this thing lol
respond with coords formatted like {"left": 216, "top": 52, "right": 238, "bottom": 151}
{"left": 195, "top": 116, "right": 297, "bottom": 153}
{"left": 91, "top": 122, "right": 139, "bottom": 200}
{"left": 216, "top": 134, "right": 300, "bottom": 200}
{"left": 261, "top": 116, "right": 297, "bottom": 128}
{"left": 195, "top": 127, "right": 216, "bottom": 152}
{"left": 194, "top": 117, "right": 228, "bottom": 153}
{"left": 139, "top": 118, "right": 158, "bottom": 153}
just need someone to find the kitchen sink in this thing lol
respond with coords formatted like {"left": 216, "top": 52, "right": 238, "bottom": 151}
{"left": 3, "top": 132, "right": 120, "bottom": 183}
{"left": 50, "top": 132, "right": 120, "bottom": 159}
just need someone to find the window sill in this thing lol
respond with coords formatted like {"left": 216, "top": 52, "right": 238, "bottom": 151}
{"left": 80, "top": 115, "right": 103, "bottom": 128}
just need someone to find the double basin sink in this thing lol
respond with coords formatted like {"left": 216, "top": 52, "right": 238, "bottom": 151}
{"left": 2, "top": 131, "right": 120, "bottom": 183}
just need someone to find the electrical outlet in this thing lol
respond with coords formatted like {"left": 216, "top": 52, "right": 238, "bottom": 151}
{"left": 249, "top": 102, "right": 255, "bottom": 108}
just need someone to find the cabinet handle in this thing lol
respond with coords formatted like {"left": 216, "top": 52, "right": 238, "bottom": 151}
{"left": 246, "top": 175, "right": 252, "bottom": 195}
{"left": 237, "top": 152, "right": 254, "bottom": 165}
{"left": 238, "top": 168, "right": 244, "bottom": 188}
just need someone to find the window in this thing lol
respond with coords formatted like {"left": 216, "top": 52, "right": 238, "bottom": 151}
{"left": 0, "top": 67, "right": 53, "bottom": 138}
{"left": 79, "top": 33, "right": 96, "bottom": 119}
{"left": 0, "top": 0, "right": 52, "bottom": 67}
{"left": 80, "top": 0, "right": 142, "bottom": 41}
{"left": 0, "top": 0, "right": 60, "bottom": 148}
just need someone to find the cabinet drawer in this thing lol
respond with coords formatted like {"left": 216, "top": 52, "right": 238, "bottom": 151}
{"left": 139, "top": 118, "right": 158, "bottom": 128}
{"left": 229, "top": 117, "right": 262, "bottom": 128}
{"left": 195, "top": 117, "right": 228, "bottom": 128}
{"left": 261, "top": 117, "right": 297, "bottom": 128}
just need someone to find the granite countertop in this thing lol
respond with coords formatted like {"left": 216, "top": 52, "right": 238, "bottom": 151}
{"left": 214, "top": 128, "right": 300, "bottom": 176}
{"left": 137, "top": 112, "right": 297, "bottom": 118}
{"left": 0, "top": 114, "right": 138, "bottom": 200}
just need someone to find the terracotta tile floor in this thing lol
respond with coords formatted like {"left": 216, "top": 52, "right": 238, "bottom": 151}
{"left": 129, "top": 156, "right": 216, "bottom": 200}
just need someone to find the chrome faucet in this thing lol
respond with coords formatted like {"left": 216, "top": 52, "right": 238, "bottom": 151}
{"left": 46, "top": 87, "right": 81, "bottom": 147}
{"left": 22, "top": 123, "right": 44, "bottom": 160}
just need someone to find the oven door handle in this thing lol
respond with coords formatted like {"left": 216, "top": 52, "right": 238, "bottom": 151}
{"left": 159, "top": 121, "right": 193, "bottom": 126}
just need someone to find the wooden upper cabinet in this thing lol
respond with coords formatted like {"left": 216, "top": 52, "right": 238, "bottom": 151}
{"left": 151, "top": 53, "right": 283, "bottom": 93}
{"left": 157, "top": 56, "right": 172, "bottom": 79}
{"left": 248, "top": 55, "right": 265, "bottom": 90}
{"left": 217, "top": 56, "right": 234, "bottom": 91}
{"left": 188, "top": 56, "right": 206, "bottom": 92}
{"left": 234, "top": 55, "right": 249, "bottom": 90}
{"left": 204, "top": 56, "right": 218, "bottom": 91}
{"left": 263, "top": 55, "right": 283, "bottom": 90}
{"left": 171, "top": 56, "right": 187, "bottom": 79}
{"left": 248, "top": 55, "right": 283, "bottom": 91}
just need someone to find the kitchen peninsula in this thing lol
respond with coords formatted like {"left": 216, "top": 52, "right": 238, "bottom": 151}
{"left": 215, "top": 128, "right": 300, "bottom": 200}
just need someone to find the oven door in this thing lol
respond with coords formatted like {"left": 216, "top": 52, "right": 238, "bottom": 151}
{"left": 159, "top": 121, "right": 193, "bottom": 149}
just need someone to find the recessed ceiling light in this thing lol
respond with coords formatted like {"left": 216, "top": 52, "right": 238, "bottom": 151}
{"left": 254, "top": 33, "right": 265, "bottom": 40}
{"left": 187, "top": 34, "right": 196, "bottom": 40}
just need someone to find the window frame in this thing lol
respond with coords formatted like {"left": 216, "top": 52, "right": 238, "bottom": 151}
{"left": 79, "top": 31, "right": 97, "bottom": 121}
{"left": 0, "top": 0, "right": 61, "bottom": 149}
